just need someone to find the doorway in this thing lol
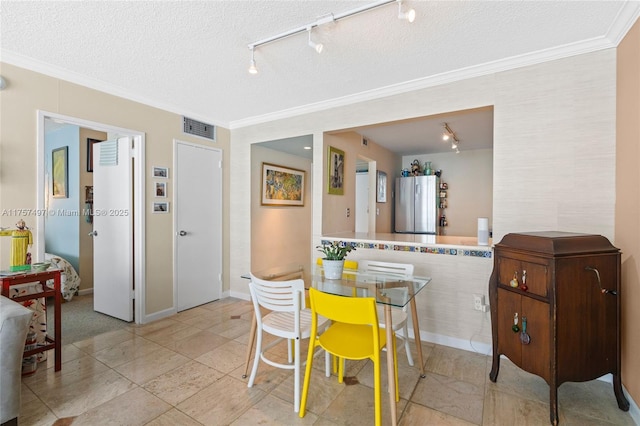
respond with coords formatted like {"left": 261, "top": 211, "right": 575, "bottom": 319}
{"left": 36, "top": 111, "right": 146, "bottom": 324}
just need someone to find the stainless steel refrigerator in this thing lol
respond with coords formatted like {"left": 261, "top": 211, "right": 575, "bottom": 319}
{"left": 395, "top": 175, "right": 438, "bottom": 234}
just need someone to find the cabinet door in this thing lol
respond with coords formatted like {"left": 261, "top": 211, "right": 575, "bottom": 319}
{"left": 521, "top": 296, "right": 551, "bottom": 383}
{"left": 496, "top": 288, "right": 521, "bottom": 364}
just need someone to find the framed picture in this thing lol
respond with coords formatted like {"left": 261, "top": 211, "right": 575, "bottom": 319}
{"left": 52, "top": 146, "right": 68, "bottom": 198}
{"left": 155, "top": 182, "right": 167, "bottom": 198}
{"left": 152, "top": 201, "right": 169, "bottom": 213}
{"left": 376, "top": 170, "right": 387, "bottom": 203}
{"left": 261, "top": 162, "right": 305, "bottom": 206}
{"left": 86, "top": 138, "right": 101, "bottom": 172}
{"left": 327, "top": 146, "right": 345, "bottom": 195}
{"left": 153, "top": 166, "right": 168, "bottom": 178}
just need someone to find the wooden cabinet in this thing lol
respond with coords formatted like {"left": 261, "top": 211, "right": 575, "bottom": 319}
{"left": 488, "top": 232, "right": 628, "bottom": 425}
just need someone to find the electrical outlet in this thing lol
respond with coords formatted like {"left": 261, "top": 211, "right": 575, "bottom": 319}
{"left": 346, "top": 208, "right": 350, "bottom": 217}
{"left": 473, "top": 294, "right": 485, "bottom": 311}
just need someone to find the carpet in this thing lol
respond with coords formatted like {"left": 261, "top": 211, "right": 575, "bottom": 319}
{"left": 46, "top": 294, "right": 129, "bottom": 345}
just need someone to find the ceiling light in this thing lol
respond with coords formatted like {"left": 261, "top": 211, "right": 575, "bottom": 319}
{"left": 443, "top": 123, "right": 461, "bottom": 152}
{"left": 248, "top": 47, "right": 258, "bottom": 74}
{"left": 307, "top": 27, "right": 324, "bottom": 53}
{"left": 397, "top": 0, "right": 416, "bottom": 23}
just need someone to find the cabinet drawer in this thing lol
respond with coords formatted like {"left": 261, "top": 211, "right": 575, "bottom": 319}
{"left": 498, "top": 256, "right": 548, "bottom": 298}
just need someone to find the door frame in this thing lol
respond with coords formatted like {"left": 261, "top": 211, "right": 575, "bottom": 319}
{"left": 36, "top": 110, "right": 146, "bottom": 324}
{"left": 172, "top": 139, "right": 223, "bottom": 310}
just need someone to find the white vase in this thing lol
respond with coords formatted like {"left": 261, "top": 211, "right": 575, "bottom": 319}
{"left": 323, "top": 259, "right": 344, "bottom": 279}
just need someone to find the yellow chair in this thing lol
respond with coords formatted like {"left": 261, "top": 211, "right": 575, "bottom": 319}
{"left": 299, "top": 288, "right": 399, "bottom": 426}
{"left": 316, "top": 257, "right": 359, "bottom": 270}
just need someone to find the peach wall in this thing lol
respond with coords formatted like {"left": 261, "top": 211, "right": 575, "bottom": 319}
{"left": 616, "top": 18, "right": 640, "bottom": 408}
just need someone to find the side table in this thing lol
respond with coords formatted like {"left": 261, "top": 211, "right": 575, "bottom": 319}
{"left": 0, "top": 268, "right": 62, "bottom": 372}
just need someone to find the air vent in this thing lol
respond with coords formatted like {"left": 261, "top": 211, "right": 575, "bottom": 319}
{"left": 183, "top": 117, "right": 216, "bottom": 141}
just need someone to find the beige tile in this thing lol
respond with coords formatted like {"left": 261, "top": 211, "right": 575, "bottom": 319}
{"left": 411, "top": 372, "right": 484, "bottom": 425}
{"left": 486, "top": 357, "right": 549, "bottom": 404}
{"left": 483, "top": 387, "right": 552, "bottom": 426}
{"left": 400, "top": 402, "right": 476, "bottom": 425}
{"left": 142, "top": 360, "right": 224, "bottom": 405}
{"left": 22, "top": 355, "right": 110, "bottom": 394}
{"left": 73, "top": 328, "right": 136, "bottom": 354}
{"left": 162, "top": 329, "right": 231, "bottom": 359}
{"left": 355, "top": 354, "right": 420, "bottom": 401}
{"left": 558, "top": 381, "right": 635, "bottom": 426}
{"left": 113, "top": 346, "right": 190, "bottom": 385}
{"left": 320, "top": 381, "right": 408, "bottom": 426}
{"left": 32, "top": 368, "right": 137, "bottom": 418}
{"left": 424, "top": 344, "right": 488, "bottom": 387}
{"left": 208, "top": 316, "right": 252, "bottom": 339}
{"left": 72, "top": 387, "right": 171, "bottom": 426}
{"left": 295, "top": 366, "right": 347, "bottom": 417}
{"left": 19, "top": 385, "right": 58, "bottom": 426}
{"left": 231, "top": 394, "right": 318, "bottom": 425}
{"left": 93, "top": 335, "right": 165, "bottom": 368}
{"left": 173, "top": 305, "right": 211, "bottom": 322}
{"left": 144, "top": 408, "right": 203, "bottom": 426}
{"left": 195, "top": 339, "right": 248, "bottom": 374}
{"left": 137, "top": 321, "right": 193, "bottom": 344}
{"left": 40, "top": 343, "right": 86, "bottom": 370}
{"left": 177, "top": 375, "right": 267, "bottom": 425}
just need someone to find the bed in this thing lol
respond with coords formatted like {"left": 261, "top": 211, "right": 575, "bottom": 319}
{"left": 44, "top": 253, "right": 81, "bottom": 302}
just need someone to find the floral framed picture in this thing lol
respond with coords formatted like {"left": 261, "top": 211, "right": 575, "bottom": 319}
{"left": 261, "top": 162, "right": 305, "bottom": 206}
{"left": 52, "top": 146, "right": 68, "bottom": 198}
{"left": 327, "top": 146, "right": 345, "bottom": 195}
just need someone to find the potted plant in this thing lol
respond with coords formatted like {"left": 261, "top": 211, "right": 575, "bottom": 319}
{"left": 317, "top": 241, "right": 356, "bottom": 279}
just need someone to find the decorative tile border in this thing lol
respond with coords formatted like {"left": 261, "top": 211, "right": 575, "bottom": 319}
{"left": 321, "top": 239, "right": 492, "bottom": 258}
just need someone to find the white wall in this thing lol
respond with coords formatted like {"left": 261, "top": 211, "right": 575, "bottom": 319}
{"left": 229, "top": 50, "right": 617, "bottom": 348}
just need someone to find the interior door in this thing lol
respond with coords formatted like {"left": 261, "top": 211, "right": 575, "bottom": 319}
{"left": 355, "top": 172, "right": 369, "bottom": 233}
{"left": 92, "top": 137, "right": 133, "bottom": 321}
{"left": 175, "top": 141, "right": 222, "bottom": 311}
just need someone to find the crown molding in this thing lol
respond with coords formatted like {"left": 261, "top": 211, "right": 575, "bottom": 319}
{"left": 0, "top": 50, "right": 227, "bottom": 129}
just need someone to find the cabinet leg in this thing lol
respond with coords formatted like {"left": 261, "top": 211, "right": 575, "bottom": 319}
{"left": 613, "top": 374, "right": 630, "bottom": 411}
{"left": 489, "top": 353, "right": 500, "bottom": 382}
{"left": 550, "top": 385, "right": 559, "bottom": 426}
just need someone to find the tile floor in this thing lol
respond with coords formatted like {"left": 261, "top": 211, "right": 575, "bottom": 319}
{"left": 19, "top": 297, "right": 635, "bottom": 425}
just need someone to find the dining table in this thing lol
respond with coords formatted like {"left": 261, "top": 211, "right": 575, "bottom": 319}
{"left": 241, "top": 263, "right": 432, "bottom": 426}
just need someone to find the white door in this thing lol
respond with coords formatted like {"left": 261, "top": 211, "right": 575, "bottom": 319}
{"left": 355, "top": 172, "right": 369, "bottom": 233}
{"left": 175, "top": 141, "right": 222, "bottom": 311}
{"left": 92, "top": 137, "right": 134, "bottom": 321}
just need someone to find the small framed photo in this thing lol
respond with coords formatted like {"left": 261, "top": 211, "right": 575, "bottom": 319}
{"left": 376, "top": 170, "right": 387, "bottom": 203}
{"left": 153, "top": 202, "right": 169, "bottom": 213}
{"left": 155, "top": 182, "right": 167, "bottom": 198}
{"left": 153, "top": 166, "right": 168, "bottom": 178}
{"left": 327, "top": 146, "right": 345, "bottom": 195}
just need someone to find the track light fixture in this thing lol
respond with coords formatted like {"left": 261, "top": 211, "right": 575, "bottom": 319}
{"left": 307, "top": 27, "right": 324, "bottom": 53}
{"left": 248, "top": 46, "right": 258, "bottom": 74}
{"left": 442, "top": 123, "right": 461, "bottom": 152}
{"left": 397, "top": 0, "right": 416, "bottom": 23}
{"left": 247, "top": 0, "right": 415, "bottom": 75}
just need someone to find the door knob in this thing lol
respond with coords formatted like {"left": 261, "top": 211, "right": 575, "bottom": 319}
{"left": 179, "top": 230, "right": 187, "bottom": 236}
{"left": 88, "top": 230, "right": 98, "bottom": 237}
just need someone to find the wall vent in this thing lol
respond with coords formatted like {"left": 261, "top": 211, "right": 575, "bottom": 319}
{"left": 183, "top": 117, "right": 216, "bottom": 141}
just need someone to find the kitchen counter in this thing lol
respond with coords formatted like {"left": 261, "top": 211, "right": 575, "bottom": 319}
{"left": 323, "top": 232, "right": 493, "bottom": 250}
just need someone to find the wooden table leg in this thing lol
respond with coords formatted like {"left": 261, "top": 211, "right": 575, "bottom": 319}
{"left": 409, "top": 297, "right": 425, "bottom": 377}
{"left": 242, "top": 311, "right": 257, "bottom": 379}
{"left": 384, "top": 304, "right": 397, "bottom": 426}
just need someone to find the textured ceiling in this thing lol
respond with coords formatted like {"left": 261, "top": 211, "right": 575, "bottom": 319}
{"left": 2, "top": 1, "right": 638, "bottom": 155}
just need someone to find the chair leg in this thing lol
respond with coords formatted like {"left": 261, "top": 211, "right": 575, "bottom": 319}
{"left": 294, "top": 337, "right": 301, "bottom": 412}
{"left": 299, "top": 338, "right": 317, "bottom": 418}
{"left": 373, "top": 354, "right": 382, "bottom": 426}
{"left": 288, "top": 338, "right": 293, "bottom": 363}
{"left": 402, "top": 324, "right": 414, "bottom": 366}
{"left": 247, "top": 330, "right": 263, "bottom": 388}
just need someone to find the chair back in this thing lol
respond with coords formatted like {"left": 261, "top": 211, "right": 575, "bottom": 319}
{"left": 358, "top": 260, "right": 414, "bottom": 277}
{"left": 249, "top": 273, "right": 306, "bottom": 311}
{"left": 309, "top": 287, "right": 378, "bottom": 327}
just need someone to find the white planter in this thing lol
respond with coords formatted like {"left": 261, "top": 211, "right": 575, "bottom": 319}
{"left": 323, "top": 259, "right": 344, "bottom": 279}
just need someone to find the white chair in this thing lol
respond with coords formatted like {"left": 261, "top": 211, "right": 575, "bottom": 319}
{"left": 247, "top": 273, "right": 329, "bottom": 413}
{"left": 358, "top": 260, "right": 416, "bottom": 366}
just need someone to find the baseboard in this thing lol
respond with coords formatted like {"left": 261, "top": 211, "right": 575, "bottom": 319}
{"left": 77, "top": 288, "right": 93, "bottom": 296}
{"left": 143, "top": 306, "right": 176, "bottom": 324}
{"left": 625, "top": 384, "right": 640, "bottom": 426}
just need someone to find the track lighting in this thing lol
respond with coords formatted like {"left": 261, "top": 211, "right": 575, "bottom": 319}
{"left": 397, "top": 0, "right": 416, "bottom": 23}
{"left": 247, "top": 0, "right": 415, "bottom": 75}
{"left": 442, "top": 123, "right": 461, "bottom": 152}
{"left": 307, "top": 27, "right": 324, "bottom": 53}
{"left": 248, "top": 47, "right": 258, "bottom": 74}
